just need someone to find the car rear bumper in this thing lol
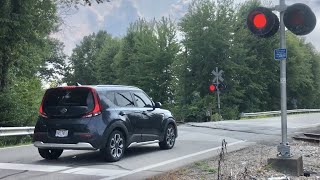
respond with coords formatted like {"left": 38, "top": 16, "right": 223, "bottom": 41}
{"left": 34, "top": 141, "right": 97, "bottom": 150}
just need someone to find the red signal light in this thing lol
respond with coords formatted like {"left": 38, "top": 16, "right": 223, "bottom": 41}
{"left": 253, "top": 13, "right": 267, "bottom": 29}
{"left": 209, "top": 84, "right": 216, "bottom": 92}
{"left": 247, "top": 7, "right": 279, "bottom": 38}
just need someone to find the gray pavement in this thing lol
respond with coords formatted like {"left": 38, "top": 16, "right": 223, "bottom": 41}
{"left": 188, "top": 113, "right": 320, "bottom": 136}
{"left": 0, "top": 126, "right": 250, "bottom": 180}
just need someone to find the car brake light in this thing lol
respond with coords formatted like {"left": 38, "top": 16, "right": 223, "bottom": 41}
{"left": 83, "top": 88, "right": 102, "bottom": 118}
{"left": 39, "top": 92, "right": 48, "bottom": 118}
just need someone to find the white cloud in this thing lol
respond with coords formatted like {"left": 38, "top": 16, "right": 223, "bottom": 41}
{"left": 164, "top": 0, "right": 191, "bottom": 20}
{"left": 53, "top": 0, "right": 140, "bottom": 55}
{"left": 130, "top": 0, "right": 174, "bottom": 19}
{"left": 54, "top": 0, "right": 320, "bottom": 56}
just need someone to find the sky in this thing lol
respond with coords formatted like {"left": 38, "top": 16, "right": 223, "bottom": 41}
{"left": 53, "top": 0, "right": 320, "bottom": 56}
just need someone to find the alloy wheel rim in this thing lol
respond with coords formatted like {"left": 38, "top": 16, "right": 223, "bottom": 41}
{"left": 166, "top": 127, "right": 175, "bottom": 147}
{"left": 110, "top": 133, "right": 124, "bottom": 158}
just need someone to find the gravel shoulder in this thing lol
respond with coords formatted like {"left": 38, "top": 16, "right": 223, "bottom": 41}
{"left": 148, "top": 140, "right": 320, "bottom": 180}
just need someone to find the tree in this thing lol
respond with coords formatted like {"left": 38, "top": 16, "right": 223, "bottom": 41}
{"left": 0, "top": 1, "right": 65, "bottom": 127}
{"left": 153, "top": 17, "right": 180, "bottom": 103}
{"left": 114, "top": 18, "right": 179, "bottom": 102}
{"left": 65, "top": 31, "right": 113, "bottom": 85}
{"left": 286, "top": 34, "right": 319, "bottom": 109}
{"left": 96, "top": 37, "right": 120, "bottom": 84}
{"left": 229, "top": 0, "right": 280, "bottom": 113}
{"left": 114, "top": 19, "right": 159, "bottom": 97}
{"left": 0, "top": 0, "right": 58, "bottom": 91}
{"left": 37, "top": 39, "right": 67, "bottom": 83}
{"left": 177, "top": 0, "right": 238, "bottom": 119}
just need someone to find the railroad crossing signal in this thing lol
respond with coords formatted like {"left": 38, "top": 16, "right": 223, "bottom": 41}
{"left": 212, "top": 68, "right": 224, "bottom": 83}
{"left": 209, "top": 83, "right": 226, "bottom": 93}
{"left": 210, "top": 67, "right": 225, "bottom": 118}
{"left": 284, "top": 3, "right": 317, "bottom": 36}
{"left": 209, "top": 84, "right": 216, "bottom": 92}
{"left": 247, "top": 7, "right": 279, "bottom": 37}
{"left": 217, "top": 83, "right": 226, "bottom": 91}
{"left": 247, "top": 3, "right": 316, "bottom": 38}
{"left": 246, "top": 0, "right": 317, "bottom": 159}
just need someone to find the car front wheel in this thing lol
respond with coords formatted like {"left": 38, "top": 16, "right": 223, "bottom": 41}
{"left": 38, "top": 149, "right": 63, "bottom": 160}
{"left": 159, "top": 124, "right": 176, "bottom": 149}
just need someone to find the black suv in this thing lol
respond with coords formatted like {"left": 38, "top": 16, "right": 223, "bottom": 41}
{"left": 33, "top": 85, "right": 177, "bottom": 162}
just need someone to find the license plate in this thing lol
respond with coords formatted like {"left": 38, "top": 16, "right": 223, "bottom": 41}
{"left": 55, "top": 129, "right": 68, "bottom": 137}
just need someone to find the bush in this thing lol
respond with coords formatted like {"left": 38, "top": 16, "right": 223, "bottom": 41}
{"left": 0, "top": 77, "right": 44, "bottom": 126}
{"left": 165, "top": 95, "right": 219, "bottom": 122}
{"left": 221, "top": 106, "right": 240, "bottom": 120}
{"left": 0, "top": 136, "right": 32, "bottom": 147}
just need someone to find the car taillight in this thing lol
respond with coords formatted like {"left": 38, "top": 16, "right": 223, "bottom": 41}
{"left": 83, "top": 88, "right": 102, "bottom": 118}
{"left": 39, "top": 92, "right": 48, "bottom": 118}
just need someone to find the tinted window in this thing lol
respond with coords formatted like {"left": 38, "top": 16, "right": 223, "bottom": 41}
{"left": 98, "top": 91, "right": 117, "bottom": 108}
{"left": 115, "top": 92, "right": 134, "bottom": 107}
{"left": 43, "top": 87, "right": 94, "bottom": 117}
{"left": 133, "top": 92, "right": 153, "bottom": 108}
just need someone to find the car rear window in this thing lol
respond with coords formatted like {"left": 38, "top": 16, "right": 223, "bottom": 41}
{"left": 42, "top": 87, "right": 94, "bottom": 118}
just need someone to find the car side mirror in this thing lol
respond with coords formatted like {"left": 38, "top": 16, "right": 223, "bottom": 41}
{"left": 155, "top": 102, "right": 162, "bottom": 108}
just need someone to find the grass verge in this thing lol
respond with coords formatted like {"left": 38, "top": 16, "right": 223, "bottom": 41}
{"left": 0, "top": 136, "right": 32, "bottom": 148}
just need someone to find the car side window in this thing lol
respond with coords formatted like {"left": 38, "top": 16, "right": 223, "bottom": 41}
{"left": 133, "top": 91, "right": 153, "bottom": 108}
{"left": 115, "top": 91, "right": 135, "bottom": 107}
{"left": 106, "top": 92, "right": 116, "bottom": 105}
{"left": 97, "top": 91, "right": 117, "bottom": 108}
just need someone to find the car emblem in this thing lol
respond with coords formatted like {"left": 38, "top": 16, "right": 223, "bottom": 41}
{"left": 60, "top": 108, "right": 68, "bottom": 114}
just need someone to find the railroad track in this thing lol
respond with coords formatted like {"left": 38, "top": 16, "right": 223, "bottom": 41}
{"left": 293, "top": 133, "right": 320, "bottom": 143}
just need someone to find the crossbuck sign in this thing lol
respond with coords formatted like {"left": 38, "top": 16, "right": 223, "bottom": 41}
{"left": 212, "top": 67, "right": 224, "bottom": 83}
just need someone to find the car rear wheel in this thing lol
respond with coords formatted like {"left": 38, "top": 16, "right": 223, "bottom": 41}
{"left": 101, "top": 130, "right": 126, "bottom": 162}
{"left": 38, "top": 149, "right": 63, "bottom": 160}
{"left": 159, "top": 124, "right": 176, "bottom": 149}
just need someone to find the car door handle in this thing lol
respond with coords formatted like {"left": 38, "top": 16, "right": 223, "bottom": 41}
{"left": 119, "top": 111, "right": 126, "bottom": 116}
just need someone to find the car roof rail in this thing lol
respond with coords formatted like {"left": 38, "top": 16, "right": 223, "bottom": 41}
{"left": 96, "top": 85, "right": 140, "bottom": 89}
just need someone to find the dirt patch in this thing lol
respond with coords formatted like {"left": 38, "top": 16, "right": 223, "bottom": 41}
{"left": 148, "top": 141, "right": 320, "bottom": 180}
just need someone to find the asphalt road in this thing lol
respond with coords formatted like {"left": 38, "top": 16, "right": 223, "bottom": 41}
{"left": 0, "top": 113, "right": 319, "bottom": 180}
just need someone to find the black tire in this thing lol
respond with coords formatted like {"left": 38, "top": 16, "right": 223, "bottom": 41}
{"left": 100, "top": 130, "right": 126, "bottom": 162}
{"left": 38, "top": 149, "right": 63, "bottom": 160}
{"left": 159, "top": 124, "right": 176, "bottom": 150}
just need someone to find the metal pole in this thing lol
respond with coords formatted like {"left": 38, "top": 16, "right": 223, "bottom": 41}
{"left": 278, "top": 0, "right": 290, "bottom": 157}
{"left": 216, "top": 67, "right": 221, "bottom": 118}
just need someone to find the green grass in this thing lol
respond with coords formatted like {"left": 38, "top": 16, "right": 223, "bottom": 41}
{"left": 194, "top": 161, "right": 217, "bottom": 174}
{"left": 240, "top": 114, "right": 279, "bottom": 120}
{"left": 0, "top": 136, "right": 32, "bottom": 148}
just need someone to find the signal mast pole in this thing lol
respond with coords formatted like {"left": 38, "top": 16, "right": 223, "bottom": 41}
{"left": 216, "top": 67, "right": 221, "bottom": 117}
{"left": 277, "top": 0, "right": 290, "bottom": 158}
